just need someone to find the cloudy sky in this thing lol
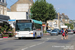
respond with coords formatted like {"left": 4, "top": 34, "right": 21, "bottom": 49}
{"left": 7, "top": 0, "right": 75, "bottom": 20}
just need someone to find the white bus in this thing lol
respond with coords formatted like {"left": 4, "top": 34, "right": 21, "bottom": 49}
{"left": 15, "top": 19, "right": 43, "bottom": 39}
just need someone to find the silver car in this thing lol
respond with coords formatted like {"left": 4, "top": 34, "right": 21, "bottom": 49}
{"left": 50, "top": 30, "right": 59, "bottom": 36}
{"left": 68, "top": 30, "right": 73, "bottom": 34}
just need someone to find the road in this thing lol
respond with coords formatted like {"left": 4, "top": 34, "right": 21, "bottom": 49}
{"left": 0, "top": 34, "right": 75, "bottom": 50}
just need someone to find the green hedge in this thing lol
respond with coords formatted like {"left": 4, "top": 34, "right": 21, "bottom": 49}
{"left": 3, "top": 35, "right": 8, "bottom": 37}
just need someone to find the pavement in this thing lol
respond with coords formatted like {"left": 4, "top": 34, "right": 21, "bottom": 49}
{"left": 0, "top": 34, "right": 75, "bottom": 50}
{"left": 43, "top": 33, "right": 50, "bottom": 36}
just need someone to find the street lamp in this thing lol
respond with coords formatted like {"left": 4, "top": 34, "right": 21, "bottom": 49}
{"left": 57, "top": 8, "right": 61, "bottom": 29}
{"left": 58, "top": 12, "right": 60, "bottom": 29}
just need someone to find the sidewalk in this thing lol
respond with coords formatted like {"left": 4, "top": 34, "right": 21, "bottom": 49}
{"left": 43, "top": 33, "right": 50, "bottom": 36}
{"left": 0, "top": 37, "right": 15, "bottom": 40}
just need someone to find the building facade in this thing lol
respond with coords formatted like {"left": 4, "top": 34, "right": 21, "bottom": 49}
{"left": 60, "top": 13, "right": 69, "bottom": 24}
{"left": 0, "top": 0, "right": 10, "bottom": 22}
{"left": 11, "top": 0, "right": 33, "bottom": 12}
{"left": 7, "top": 0, "right": 33, "bottom": 20}
{"left": 47, "top": 19, "right": 65, "bottom": 30}
{"left": 0, "top": 0, "right": 7, "bottom": 15}
{"left": 56, "top": 13, "right": 69, "bottom": 24}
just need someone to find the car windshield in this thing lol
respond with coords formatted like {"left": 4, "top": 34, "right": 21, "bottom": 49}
{"left": 16, "top": 23, "right": 32, "bottom": 31}
{"left": 47, "top": 30, "right": 50, "bottom": 31}
{"left": 52, "top": 30, "right": 57, "bottom": 32}
{"left": 68, "top": 30, "right": 71, "bottom": 32}
{"left": 59, "top": 30, "right": 61, "bottom": 32}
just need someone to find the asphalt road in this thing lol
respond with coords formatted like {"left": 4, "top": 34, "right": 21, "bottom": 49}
{"left": 0, "top": 34, "right": 75, "bottom": 50}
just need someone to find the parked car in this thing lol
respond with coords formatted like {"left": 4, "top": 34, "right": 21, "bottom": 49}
{"left": 58, "top": 30, "right": 62, "bottom": 34}
{"left": 50, "top": 30, "right": 59, "bottom": 36}
{"left": 73, "top": 30, "right": 75, "bottom": 33}
{"left": 47, "top": 30, "right": 51, "bottom": 33}
{"left": 54, "top": 29, "right": 60, "bottom": 34}
{"left": 68, "top": 30, "right": 73, "bottom": 34}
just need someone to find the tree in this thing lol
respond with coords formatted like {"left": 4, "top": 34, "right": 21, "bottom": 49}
{"left": 65, "top": 23, "right": 73, "bottom": 29}
{"left": 30, "top": 0, "right": 56, "bottom": 22}
{"left": 48, "top": 4, "right": 56, "bottom": 20}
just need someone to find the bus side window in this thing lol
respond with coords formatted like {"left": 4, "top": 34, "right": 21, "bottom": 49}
{"left": 33, "top": 23, "right": 36, "bottom": 30}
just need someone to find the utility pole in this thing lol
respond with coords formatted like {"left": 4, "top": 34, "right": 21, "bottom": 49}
{"left": 58, "top": 13, "right": 60, "bottom": 29}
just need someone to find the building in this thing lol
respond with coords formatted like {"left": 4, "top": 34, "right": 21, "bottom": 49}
{"left": 47, "top": 13, "right": 69, "bottom": 30}
{"left": 7, "top": 0, "right": 33, "bottom": 20}
{"left": 0, "top": 0, "right": 10, "bottom": 23}
{"left": 47, "top": 19, "right": 65, "bottom": 30}
{"left": 0, "top": 0, "right": 7, "bottom": 15}
{"left": 0, "top": 0, "right": 10, "bottom": 31}
{"left": 60, "top": 13, "right": 69, "bottom": 24}
{"left": 7, "top": 0, "right": 33, "bottom": 32}
{"left": 56, "top": 13, "right": 69, "bottom": 24}
{"left": 11, "top": 0, "right": 33, "bottom": 12}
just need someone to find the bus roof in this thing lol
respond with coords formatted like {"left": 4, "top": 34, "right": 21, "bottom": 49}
{"left": 32, "top": 19, "right": 42, "bottom": 24}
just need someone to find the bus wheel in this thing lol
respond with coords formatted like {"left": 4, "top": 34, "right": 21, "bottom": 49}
{"left": 18, "top": 37, "right": 21, "bottom": 39}
{"left": 40, "top": 33, "right": 42, "bottom": 38}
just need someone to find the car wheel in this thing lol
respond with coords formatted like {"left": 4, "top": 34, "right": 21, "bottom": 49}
{"left": 56, "top": 34, "right": 58, "bottom": 36}
{"left": 50, "top": 34, "right": 53, "bottom": 36}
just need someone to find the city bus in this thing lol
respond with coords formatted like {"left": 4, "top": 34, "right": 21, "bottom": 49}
{"left": 15, "top": 19, "right": 43, "bottom": 39}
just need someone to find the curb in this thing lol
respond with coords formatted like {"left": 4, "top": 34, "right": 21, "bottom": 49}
{"left": 43, "top": 33, "right": 50, "bottom": 36}
{"left": 0, "top": 37, "right": 15, "bottom": 40}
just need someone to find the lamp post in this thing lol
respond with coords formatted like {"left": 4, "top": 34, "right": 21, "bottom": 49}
{"left": 58, "top": 13, "right": 60, "bottom": 29}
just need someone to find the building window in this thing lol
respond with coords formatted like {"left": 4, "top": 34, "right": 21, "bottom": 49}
{"left": 26, "top": 12, "right": 29, "bottom": 19}
{"left": 48, "top": 22, "right": 52, "bottom": 27}
{"left": 65, "top": 19, "right": 67, "bottom": 21}
{"left": 2, "top": 0, "right": 4, "bottom": 3}
{"left": 1, "top": 8, "right": 3, "bottom": 15}
{"left": 4, "top": 8, "right": 7, "bottom": 15}
{"left": 54, "top": 24, "right": 57, "bottom": 27}
{"left": 4, "top": 9, "right": 6, "bottom": 15}
{"left": 0, "top": 0, "right": 1, "bottom": 2}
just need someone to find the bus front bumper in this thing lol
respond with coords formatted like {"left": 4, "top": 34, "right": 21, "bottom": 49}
{"left": 15, "top": 35, "right": 33, "bottom": 37}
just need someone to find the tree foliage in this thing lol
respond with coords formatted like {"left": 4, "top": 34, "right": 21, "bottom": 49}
{"left": 30, "top": 0, "right": 56, "bottom": 22}
{"left": 65, "top": 23, "right": 73, "bottom": 29}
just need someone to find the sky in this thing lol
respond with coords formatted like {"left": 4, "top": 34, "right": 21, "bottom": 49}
{"left": 6, "top": 0, "right": 75, "bottom": 20}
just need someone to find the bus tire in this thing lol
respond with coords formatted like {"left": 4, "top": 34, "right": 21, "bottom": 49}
{"left": 40, "top": 33, "right": 42, "bottom": 38}
{"left": 18, "top": 37, "right": 21, "bottom": 39}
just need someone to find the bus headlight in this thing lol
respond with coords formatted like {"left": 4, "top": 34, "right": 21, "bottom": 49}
{"left": 15, "top": 33, "right": 19, "bottom": 35}
{"left": 30, "top": 33, "right": 33, "bottom": 34}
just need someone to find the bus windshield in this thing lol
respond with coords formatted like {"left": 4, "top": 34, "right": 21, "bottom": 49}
{"left": 16, "top": 23, "right": 32, "bottom": 31}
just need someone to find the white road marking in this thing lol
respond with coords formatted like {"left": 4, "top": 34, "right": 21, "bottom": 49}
{"left": 21, "top": 37, "right": 58, "bottom": 50}
{"left": 47, "top": 38, "right": 50, "bottom": 40}
{"left": 22, "top": 47, "right": 28, "bottom": 50}
{"left": 37, "top": 42, "right": 44, "bottom": 45}
{"left": 29, "top": 45, "right": 36, "bottom": 48}
{"left": 22, "top": 40, "right": 47, "bottom": 50}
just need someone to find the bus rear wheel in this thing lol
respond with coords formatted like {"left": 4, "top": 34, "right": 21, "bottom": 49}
{"left": 18, "top": 37, "right": 21, "bottom": 39}
{"left": 40, "top": 33, "right": 42, "bottom": 38}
